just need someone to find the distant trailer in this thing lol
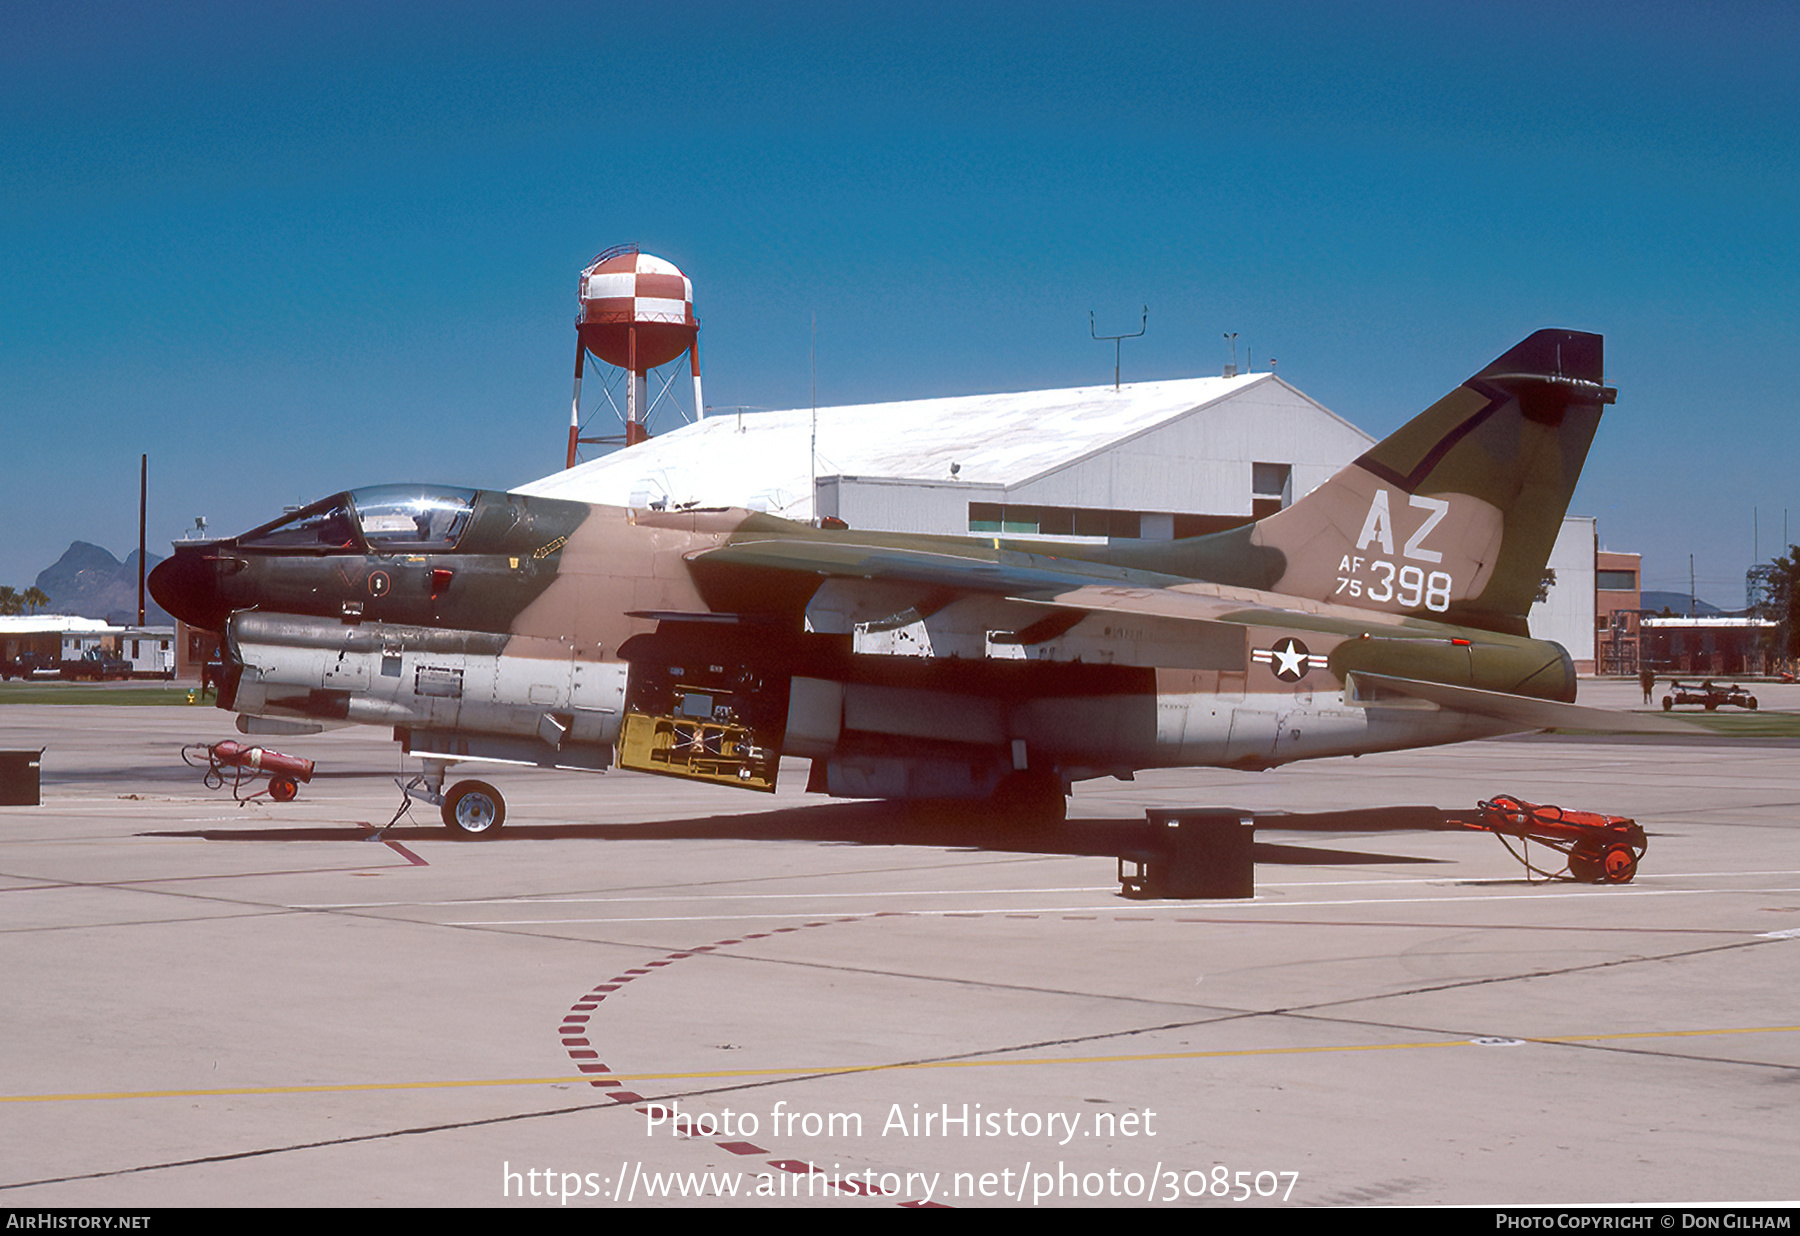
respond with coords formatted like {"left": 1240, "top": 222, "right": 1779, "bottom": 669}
{"left": 119, "top": 628, "right": 177, "bottom": 679}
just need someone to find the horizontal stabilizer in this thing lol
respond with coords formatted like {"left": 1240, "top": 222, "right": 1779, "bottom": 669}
{"left": 1347, "top": 672, "right": 1699, "bottom": 735}
{"left": 237, "top": 715, "right": 341, "bottom": 736}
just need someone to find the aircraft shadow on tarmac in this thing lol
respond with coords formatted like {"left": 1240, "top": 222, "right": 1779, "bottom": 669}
{"left": 140, "top": 801, "right": 1453, "bottom": 867}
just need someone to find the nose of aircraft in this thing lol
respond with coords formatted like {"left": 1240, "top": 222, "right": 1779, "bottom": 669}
{"left": 148, "top": 548, "right": 233, "bottom": 632}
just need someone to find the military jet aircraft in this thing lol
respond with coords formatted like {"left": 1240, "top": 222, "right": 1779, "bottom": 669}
{"left": 151, "top": 328, "right": 1656, "bottom": 836}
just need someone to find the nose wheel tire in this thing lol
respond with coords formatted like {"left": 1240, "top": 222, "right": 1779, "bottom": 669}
{"left": 442, "top": 780, "right": 505, "bottom": 837}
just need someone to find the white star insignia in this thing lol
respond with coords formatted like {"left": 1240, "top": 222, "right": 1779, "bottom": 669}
{"left": 1253, "top": 637, "right": 1316, "bottom": 682}
{"left": 1272, "top": 640, "right": 1308, "bottom": 678}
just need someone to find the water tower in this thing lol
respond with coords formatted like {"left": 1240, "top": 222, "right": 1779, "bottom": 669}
{"left": 566, "top": 245, "right": 703, "bottom": 467}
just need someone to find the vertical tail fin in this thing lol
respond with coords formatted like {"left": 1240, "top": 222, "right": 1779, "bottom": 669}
{"left": 1252, "top": 329, "right": 1613, "bottom": 633}
{"left": 1111, "top": 330, "right": 1614, "bottom": 634}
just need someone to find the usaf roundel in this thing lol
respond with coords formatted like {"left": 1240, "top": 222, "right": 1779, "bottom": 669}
{"left": 1254, "top": 636, "right": 1319, "bottom": 683}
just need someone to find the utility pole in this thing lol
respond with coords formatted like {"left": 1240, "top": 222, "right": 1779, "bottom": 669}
{"left": 137, "top": 454, "right": 147, "bottom": 626}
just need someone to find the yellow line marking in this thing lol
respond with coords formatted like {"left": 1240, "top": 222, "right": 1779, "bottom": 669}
{"left": 5, "top": 1024, "right": 1795, "bottom": 1104}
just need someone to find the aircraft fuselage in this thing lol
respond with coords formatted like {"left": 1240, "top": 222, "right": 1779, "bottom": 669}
{"left": 152, "top": 487, "right": 1569, "bottom": 808}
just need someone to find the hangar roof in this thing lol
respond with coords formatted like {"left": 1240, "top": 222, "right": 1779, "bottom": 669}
{"left": 0, "top": 616, "right": 120, "bottom": 636}
{"left": 515, "top": 372, "right": 1346, "bottom": 518}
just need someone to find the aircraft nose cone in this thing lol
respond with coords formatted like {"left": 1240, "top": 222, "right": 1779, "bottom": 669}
{"left": 148, "top": 549, "right": 231, "bottom": 631}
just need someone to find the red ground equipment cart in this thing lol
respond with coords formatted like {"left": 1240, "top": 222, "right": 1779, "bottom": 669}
{"left": 183, "top": 740, "right": 315, "bottom": 803}
{"left": 1468, "top": 795, "right": 1647, "bottom": 884}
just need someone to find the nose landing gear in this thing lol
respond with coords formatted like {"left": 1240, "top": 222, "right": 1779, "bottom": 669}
{"left": 441, "top": 779, "right": 506, "bottom": 837}
{"left": 396, "top": 760, "right": 508, "bottom": 837}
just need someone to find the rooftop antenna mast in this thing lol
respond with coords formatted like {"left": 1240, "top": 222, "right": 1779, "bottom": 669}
{"left": 1090, "top": 307, "right": 1147, "bottom": 391}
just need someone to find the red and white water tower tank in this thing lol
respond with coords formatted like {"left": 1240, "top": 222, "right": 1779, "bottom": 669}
{"left": 567, "top": 245, "right": 703, "bottom": 465}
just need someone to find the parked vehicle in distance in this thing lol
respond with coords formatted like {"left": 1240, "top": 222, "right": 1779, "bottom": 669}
{"left": 60, "top": 648, "right": 132, "bottom": 681}
{"left": 1663, "top": 679, "right": 1758, "bottom": 711}
{"left": 1, "top": 651, "right": 62, "bottom": 680}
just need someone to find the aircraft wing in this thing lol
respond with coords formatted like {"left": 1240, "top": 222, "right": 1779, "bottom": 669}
{"left": 695, "top": 537, "right": 1700, "bottom": 738}
{"left": 693, "top": 537, "right": 1191, "bottom": 596}
{"left": 696, "top": 538, "right": 1421, "bottom": 637}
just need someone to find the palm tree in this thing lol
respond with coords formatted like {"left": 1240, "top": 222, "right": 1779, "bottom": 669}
{"left": 0, "top": 586, "right": 19, "bottom": 617}
{"left": 21, "top": 586, "right": 48, "bottom": 615}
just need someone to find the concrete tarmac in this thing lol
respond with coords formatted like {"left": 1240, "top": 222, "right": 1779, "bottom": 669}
{"left": 1, "top": 686, "right": 1797, "bottom": 1207}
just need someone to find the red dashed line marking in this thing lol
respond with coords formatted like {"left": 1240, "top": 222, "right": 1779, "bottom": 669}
{"left": 556, "top": 917, "right": 929, "bottom": 1205}
{"left": 383, "top": 840, "right": 428, "bottom": 866}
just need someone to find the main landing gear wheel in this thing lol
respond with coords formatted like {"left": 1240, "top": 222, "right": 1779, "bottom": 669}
{"left": 442, "top": 779, "right": 505, "bottom": 837}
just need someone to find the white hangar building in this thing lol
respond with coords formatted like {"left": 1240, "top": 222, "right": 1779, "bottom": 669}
{"left": 519, "top": 372, "right": 1373, "bottom": 541}
{"left": 516, "top": 370, "right": 1597, "bottom": 669}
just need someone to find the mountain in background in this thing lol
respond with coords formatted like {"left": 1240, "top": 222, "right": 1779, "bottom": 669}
{"left": 32, "top": 542, "right": 173, "bottom": 625}
{"left": 1639, "top": 589, "right": 1726, "bottom": 617}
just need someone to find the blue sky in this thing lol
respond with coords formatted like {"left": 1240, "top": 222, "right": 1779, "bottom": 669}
{"left": 4, "top": 0, "right": 1796, "bottom": 604}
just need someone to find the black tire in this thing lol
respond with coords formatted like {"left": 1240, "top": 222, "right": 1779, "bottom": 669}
{"left": 1568, "top": 845, "right": 1604, "bottom": 884}
{"left": 1748, "top": 697, "right": 1758, "bottom": 710}
{"left": 442, "top": 779, "right": 505, "bottom": 837}
{"left": 268, "top": 776, "right": 298, "bottom": 803}
{"left": 1662, "top": 697, "right": 1673, "bottom": 711}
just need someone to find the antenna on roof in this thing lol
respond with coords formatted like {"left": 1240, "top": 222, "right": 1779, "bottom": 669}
{"left": 1223, "top": 332, "right": 1238, "bottom": 378}
{"left": 1090, "top": 307, "right": 1147, "bottom": 391}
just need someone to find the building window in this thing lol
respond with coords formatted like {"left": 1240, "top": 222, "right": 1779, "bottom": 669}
{"left": 1597, "top": 570, "right": 1638, "bottom": 591}
{"left": 968, "top": 502, "right": 1142, "bottom": 538}
{"left": 967, "top": 503, "right": 1264, "bottom": 540}
{"left": 1252, "top": 462, "right": 1293, "bottom": 511}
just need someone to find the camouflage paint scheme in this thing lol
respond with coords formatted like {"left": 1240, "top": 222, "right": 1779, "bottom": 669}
{"left": 150, "top": 330, "right": 1655, "bottom": 828}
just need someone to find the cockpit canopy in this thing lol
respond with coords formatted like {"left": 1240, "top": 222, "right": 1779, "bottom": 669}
{"left": 238, "top": 485, "right": 479, "bottom": 553}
